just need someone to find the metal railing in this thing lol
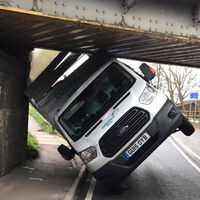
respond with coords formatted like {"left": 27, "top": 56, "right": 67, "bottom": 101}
{"left": 179, "top": 110, "right": 200, "bottom": 123}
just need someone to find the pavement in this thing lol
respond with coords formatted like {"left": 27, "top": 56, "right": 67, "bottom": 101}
{"left": 0, "top": 116, "right": 83, "bottom": 200}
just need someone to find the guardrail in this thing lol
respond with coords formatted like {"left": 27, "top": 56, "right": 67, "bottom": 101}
{"left": 179, "top": 110, "right": 200, "bottom": 123}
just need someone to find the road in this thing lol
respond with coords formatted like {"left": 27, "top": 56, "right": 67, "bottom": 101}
{"left": 80, "top": 138, "right": 200, "bottom": 200}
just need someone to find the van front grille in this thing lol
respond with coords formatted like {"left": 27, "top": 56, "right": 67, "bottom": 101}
{"left": 99, "top": 108, "right": 150, "bottom": 157}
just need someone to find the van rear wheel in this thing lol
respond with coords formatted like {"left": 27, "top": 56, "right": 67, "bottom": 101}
{"left": 179, "top": 115, "right": 195, "bottom": 136}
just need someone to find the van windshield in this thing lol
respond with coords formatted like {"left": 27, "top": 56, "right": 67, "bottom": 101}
{"left": 58, "top": 62, "right": 135, "bottom": 141}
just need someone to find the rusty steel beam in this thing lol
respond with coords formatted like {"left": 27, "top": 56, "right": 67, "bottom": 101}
{"left": 0, "top": 1, "right": 200, "bottom": 68}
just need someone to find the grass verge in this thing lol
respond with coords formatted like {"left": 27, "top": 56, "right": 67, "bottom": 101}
{"left": 27, "top": 132, "right": 39, "bottom": 159}
{"left": 29, "top": 107, "right": 57, "bottom": 134}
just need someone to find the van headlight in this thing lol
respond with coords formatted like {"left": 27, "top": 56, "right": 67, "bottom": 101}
{"left": 80, "top": 146, "right": 97, "bottom": 163}
{"left": 140, "top": 84, "right": 157, "bottom": 105}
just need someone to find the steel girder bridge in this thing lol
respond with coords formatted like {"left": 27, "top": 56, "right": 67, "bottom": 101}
{"left": 0, "top": 0, "right": 200, "bottom": 67}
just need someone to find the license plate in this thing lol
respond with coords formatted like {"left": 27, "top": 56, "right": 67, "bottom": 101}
{"left": 124, "top": 133, "right": 151, "bottom": 159}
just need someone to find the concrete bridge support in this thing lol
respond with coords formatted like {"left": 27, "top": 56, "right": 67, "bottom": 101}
{"left": 0, "top": 48, "right": 30, "bottom": 176}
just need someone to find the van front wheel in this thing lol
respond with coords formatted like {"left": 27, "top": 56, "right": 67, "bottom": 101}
{"left": 179, "top": 115, "right": 195, "bottom": 136}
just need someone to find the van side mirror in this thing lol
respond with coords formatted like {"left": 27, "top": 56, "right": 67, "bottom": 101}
{"left": 57, "top": 144, "right": 75, "bottom": 161}
{"left": 139, "top": 63, "right": 155, "bottom": 82}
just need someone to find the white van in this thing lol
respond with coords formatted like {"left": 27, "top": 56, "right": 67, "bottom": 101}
{"left": 27, "top": 50, "right": 194, "bottom": 189}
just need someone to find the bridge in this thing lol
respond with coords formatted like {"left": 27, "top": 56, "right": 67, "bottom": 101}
{"left": 0, "top": 0, "right": 200, "bottom": 175}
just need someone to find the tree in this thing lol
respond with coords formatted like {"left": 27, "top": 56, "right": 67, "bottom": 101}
{"left": 152, "top": 64, "right": 200, "bottom": 108}
{"left": 172, "top": 67, "right": 199, "bottom": 108}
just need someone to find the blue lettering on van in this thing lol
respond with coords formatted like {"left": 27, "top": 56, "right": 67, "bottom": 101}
{"left": 102, "top": 115, "right": 115, "bottom": 129}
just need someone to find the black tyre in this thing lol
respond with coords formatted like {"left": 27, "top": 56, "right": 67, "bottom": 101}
{"left": 99, "top": 177, "right": 123, "bottom": 194}
{"left": 100, "top": 176, "right": 132, "bottom": 194}
{"left": 102, "top": 182, "right": 124, "bottom": 195}
{"left": 179, "top": 115, "right": 195, "bottom": 136}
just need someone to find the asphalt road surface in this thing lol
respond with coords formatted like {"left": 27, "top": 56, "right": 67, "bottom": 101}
{"left": 84, "top": 138, "right": 200, "bottom": 200}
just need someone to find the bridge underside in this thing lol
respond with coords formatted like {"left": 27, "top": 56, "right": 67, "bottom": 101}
{"left": 0, "top": 2, "right": 200, "bottom": 68}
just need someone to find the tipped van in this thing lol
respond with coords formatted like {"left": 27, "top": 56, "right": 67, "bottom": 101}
{"left": 26, "top": 50, "right": 194, "bottom": 189}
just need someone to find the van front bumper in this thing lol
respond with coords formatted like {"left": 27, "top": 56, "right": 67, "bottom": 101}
{"left": 92, "top": 99, "right": 183, "bottom": 185}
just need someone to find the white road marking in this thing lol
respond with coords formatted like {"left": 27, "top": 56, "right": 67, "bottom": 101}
{"left": 171, "top": 135, "right": 200, "bottom": 162}
{"left": 169, "top": 138, "right": 200, "bottom": 173}
{"left": 85, "top": 177, "right": 96, "bottom": 200}
{"left": 64, "top": 165, "right": 86, "bottom": 200}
